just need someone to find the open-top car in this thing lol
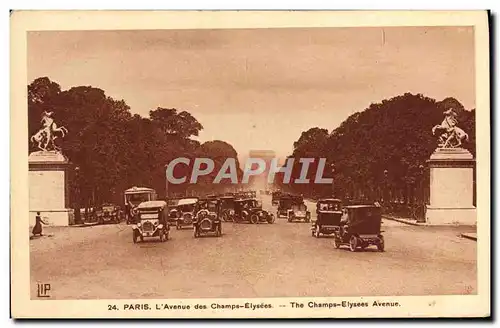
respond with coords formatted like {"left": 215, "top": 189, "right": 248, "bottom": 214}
{"left": 333, "top": 203, "right": 384, "bottom": 252}
{"left": 124, "top": 186, "right": 157, "bottom": 224}
{"left": 132, "top": 200, "right": 169, "bottom": 243}
{"left": 176, "top": 197, "right": 199, "bottom": 229}
{"left": 219, "top": 195, "right": 236, "bottom": 222}
{"left": 233, "top": 198, "right": 275, "bottom": 224}
{"left": 193, "top": 198, "right": 222, "bottom": 238}
{"left": 288, "top": 202, "right": 311, "bottom": 223}
{"left": 99, "top": 203, "right": 121, "bottom": 224}
{"left": 311, "top": 198, "right": 343, "bottom": 238}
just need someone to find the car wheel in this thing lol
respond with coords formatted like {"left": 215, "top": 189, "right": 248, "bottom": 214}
{"left": 333, "top": 237, "right": 340, "bottom": 249}
{"left": 377, "top": 237, "right": 385, "bottom": 252}
{"left": 250, "top": 214, "right": 258, "bottom": 224}
{"left": 349, "top": 235, "right": 358, "bottom": 252}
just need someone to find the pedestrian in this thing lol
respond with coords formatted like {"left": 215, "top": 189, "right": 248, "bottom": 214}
{"left": 32, "top": 212, "right": 48, "bottom": 237}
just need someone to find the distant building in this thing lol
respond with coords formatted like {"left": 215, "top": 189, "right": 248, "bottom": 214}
{"left": 247, "top": 150, "right": 276, "bottom": 191}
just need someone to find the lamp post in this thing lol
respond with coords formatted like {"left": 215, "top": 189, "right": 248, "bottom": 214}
{"left": 330, "top": 163, "right": 336, "bottom": 198}
{"left": 417, "top": 164, "right": 425, "bottom": 222}
{"left": 74, "top": 166, "right": 82, "bottom": 224}
{"left": 383, "top": 169, "right": 388, "bottom": 204}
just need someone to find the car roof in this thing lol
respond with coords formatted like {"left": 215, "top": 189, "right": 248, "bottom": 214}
{"left": 137, "top": 200, "right": 166, "bottom": 209}
{"left": 124, "top": 186, "right": 155, "bottom": 193}
{"left": 177, "top": 198, "right": 199, "bottom": 205}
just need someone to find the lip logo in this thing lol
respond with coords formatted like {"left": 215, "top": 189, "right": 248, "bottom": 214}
{"left": 165, "top": 157, "right": 333, "bottom": 184}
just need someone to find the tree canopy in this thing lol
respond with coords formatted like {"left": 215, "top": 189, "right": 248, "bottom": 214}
{"left": 28, "top": 77, "right": 242, "bottom": 206}
{"left": 278, "top": 93, "right": 476, "bottom": 201}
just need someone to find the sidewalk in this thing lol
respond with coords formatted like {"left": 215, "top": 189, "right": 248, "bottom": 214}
{"left": 382, "top": 214, "right": 422, "bottom": 226}
{"left": 383, "top": 214, "right": 477, "bottom": 240}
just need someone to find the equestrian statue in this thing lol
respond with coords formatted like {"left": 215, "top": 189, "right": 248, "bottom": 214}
{"left": 30, "top": 111, "right": 68, "bottom": 152}
{"left": 431, "top": 107, "right": 469, "bottom": 148}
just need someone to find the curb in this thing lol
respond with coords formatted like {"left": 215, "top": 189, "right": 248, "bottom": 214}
{"left": 460, "top": 233, "right": 477, "bottom": 241}
{"left": 70, "top": 222, "right": 101, "bottom": 228}
{"left": 382, "top": 215, "right": 425, "bottom": 226}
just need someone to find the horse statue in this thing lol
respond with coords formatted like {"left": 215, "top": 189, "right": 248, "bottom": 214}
{"left": 30, "top": 111, "right": 69, "bottom": 152}
{"left": 431, "top": 108, "right": 469, "bottom": 148}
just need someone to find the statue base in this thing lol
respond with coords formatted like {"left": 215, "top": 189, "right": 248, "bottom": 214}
{"left": 29, "top": 151, "right": 74, "bottom": 226}
{"left": 425, "top": 148, "right": 476, "bottom": 225}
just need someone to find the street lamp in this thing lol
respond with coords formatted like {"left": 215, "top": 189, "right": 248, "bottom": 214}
{"left": 74, "top": 166, "right": 82, "bottom": 224}
{"left": 383, "top": 169, "right": 388, "bottom": 204}
{"left": 417, "top": 164, "right": 425, "bottom": 222}
{"left": 330, "top": 163, "right": 336, "bottom": 198}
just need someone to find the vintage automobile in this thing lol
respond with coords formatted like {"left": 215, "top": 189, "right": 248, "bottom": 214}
{"left": 167, "top": 198, "right": 181, "bottom": 226}
{"left": 193, "top": 198, "right": 222, "bottom": 238}
{"left": 271, "top": 191, "right": 282, "bottom": 206}
{"left": 287, "top": 202, "right": 311, "bottom": 223}
{"left": 98, "top": 203, "right": 121, "bottom": 224}
{"left": 132, "top": 200, "right": 170, "bottom": 243}
{"left": 124, "top": 186, "right": 157, "bottom": 224}
{"left": 233, "top": 198, "right": 275, "bottom": 224}
{"left": 311, "top": 198, "right": 343, "bottom": 238}
{"left": 277, "top": 194, "right": 303, "bottom": 218}
{"left": 333, "top": 203, "right": 384, "bottom": 252}
{"left": 176, "top": 197, "right": 199, "bottom": 229}
{"left": 219, "top": 195, "right": 236, "bottom": 222}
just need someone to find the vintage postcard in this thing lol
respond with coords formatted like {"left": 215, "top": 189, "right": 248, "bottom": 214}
{"left": 10, "top": 10, "right": 490, "bottom": 318}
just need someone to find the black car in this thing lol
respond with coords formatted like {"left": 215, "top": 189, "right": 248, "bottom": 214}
{"left": 271, "top": 191, "right": 282, "bottom": 206}
{"left": 311, "top": 198, "right": 343, "bottom": 238}
{"left": 219, "top": 196, "right": 236, "bottom": 222}
{"left": 333, "top": 203, "right": 384, "bottom": 252}
{"left": 98, "top": 203, "right": 121, "bottom": 224}
{"left": 277, "top": 194, "right": 304, "bottom": 219}
{"left": 193, "top": 198, "right": 222, "bottom": 238}
{"left": 233, "top": 199, "right": 275, "bottom": 224}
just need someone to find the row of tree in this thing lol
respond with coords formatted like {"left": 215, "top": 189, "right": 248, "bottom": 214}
{"left": 276, "top": 93, "right": 476, "bottom": 202}
{"left": 29, "top": 77, "right": 476, "bottom": 208}
{"left": 28, "top": 77, "right": 243, "bottom": 207}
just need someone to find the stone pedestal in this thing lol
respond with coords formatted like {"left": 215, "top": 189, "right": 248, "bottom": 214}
{"left": 426, "top": 148, "right": 476, "bottom": 225}
{"left": 29, "top": 151, "right": 74, "bottom": 226}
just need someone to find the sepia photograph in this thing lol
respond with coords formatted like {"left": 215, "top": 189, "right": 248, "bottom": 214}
{"left": 10, "top": 10, "right": 490, "bottom": 318}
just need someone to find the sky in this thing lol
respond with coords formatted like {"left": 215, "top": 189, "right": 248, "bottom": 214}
{"left": 27, "top": 27, "right": 475, "bottom": 163}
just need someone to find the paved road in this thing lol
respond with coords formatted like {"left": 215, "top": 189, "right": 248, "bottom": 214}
{"left": 30, "top": 194, "right": 477, "bottom": 300}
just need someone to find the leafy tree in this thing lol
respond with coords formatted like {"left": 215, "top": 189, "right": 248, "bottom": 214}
{"left": 28, "top": 77, "right": 241, "bottom": 209}
{"left": 283, "top": 93, "right": 476, "bottom": 202}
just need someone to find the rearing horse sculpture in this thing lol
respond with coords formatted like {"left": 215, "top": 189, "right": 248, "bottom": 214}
{"left": 432, "top": 108, "right": 469, "bottom": 148}
{"left": 30, "top": 111, "right": 68, "bottom": 152}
